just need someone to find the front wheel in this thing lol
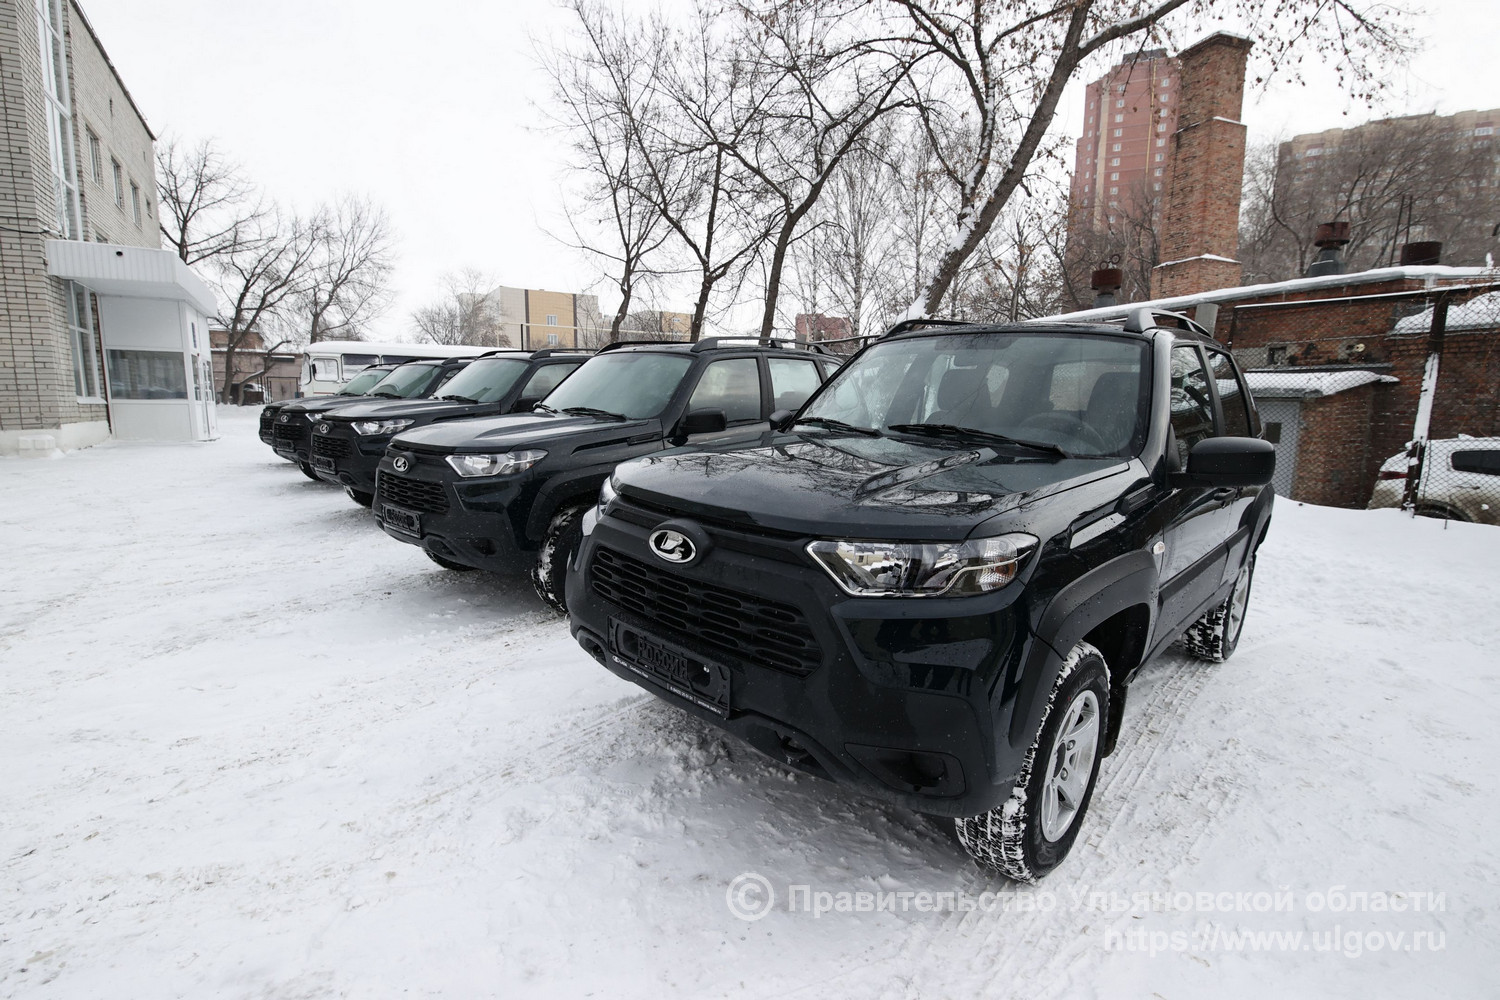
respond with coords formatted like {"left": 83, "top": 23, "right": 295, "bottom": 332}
{"left": 530, "top": 505, "right": 587, "bottom": 614}
{"left": 346, "top": 487, "right": 374, "bottom": 508}
{"left": 1183, "top": 556, "right": 1255, "bottom": 662}
{"left": 956, "top": 643, "right": 1109, "bottom": 882}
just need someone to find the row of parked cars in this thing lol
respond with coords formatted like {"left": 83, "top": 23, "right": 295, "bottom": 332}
{"left": 262, "top": 314, "right": 1276, "bottom": 880}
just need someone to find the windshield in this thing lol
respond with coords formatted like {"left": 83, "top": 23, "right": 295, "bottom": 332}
{"left": 539, "top": 352, "right": 693, "bottom": 419}
{"left": 337, "top": 368, "right": 390, "bottom": 395}
{"left": 802, "top": 333, "right": 1151, "bottom": 458}
{"left": 433, "top": 358, "right": 530, "bottom": 403}
{"left": 368, "top": 363, "right": 443, "bottom": 399}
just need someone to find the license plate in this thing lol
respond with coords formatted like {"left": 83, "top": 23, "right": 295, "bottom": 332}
{"left": 274, "top": 443, "right": 295, "bottom": 457}
{"left": 381, "top": 504, "right": 421, "bottom": 536}
{"left": 609, "top": 619, "right": 730, "bottom": 715}
{"left": 312, "top": 455, "right": 336, "bottom": 472}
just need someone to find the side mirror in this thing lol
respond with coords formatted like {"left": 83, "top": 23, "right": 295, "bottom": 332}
{"left": 677, "top": 408, "right": 727, "bottom": 437}
{"left": 1171, "top": 437, "right": 1276, "bottom": 489}
{"left": 512, "top": 396, "right": 541, "bottom": 413}
{"left": 769, "top": 408, "right": 795, "bottom": 432}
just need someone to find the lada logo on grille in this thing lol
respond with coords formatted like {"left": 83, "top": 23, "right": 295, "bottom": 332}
{"left": 648, "top": 528, "right": 697, "bottom": 565}
{"left": 317, "top": 423, "right": 330, "bottom": 435}
{"left": 278, "top": 413, "right": 289, "bottom": 423}
{"left": 392, "top": 456, "right": 410, "bottom": 473}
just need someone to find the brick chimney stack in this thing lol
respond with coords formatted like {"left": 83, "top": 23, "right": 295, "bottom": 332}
{"left": 1150, "top": 33, "right": 1254, "bottom": 299}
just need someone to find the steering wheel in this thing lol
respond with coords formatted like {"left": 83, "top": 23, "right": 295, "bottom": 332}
{"left": 1016, "top": 412, "right": 1110, "bottom": 453}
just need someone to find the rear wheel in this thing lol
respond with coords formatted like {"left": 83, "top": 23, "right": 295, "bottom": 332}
{"left": 426, "top": 550, "right": 478, "bottom": 572}
{"left": 1414, "top": 503, "right": 1469, "bottom": 522}
{"left": 956, "top": 643, "right": 1109, "bottom": 882}
{"left": 299, "top": 461, "right": 320, "bottom": 482}
{"left": 1183, "top": 556, "right": 1255, "bottom": 662}
{"left": 346, "top": 487, "right": 374, "bottom": 508}
{"left": 531, "top": 504, "right": 587, "bottom": 614}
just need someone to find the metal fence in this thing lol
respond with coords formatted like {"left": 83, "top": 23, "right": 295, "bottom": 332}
{"left": 1222, "top": 282, "right": 1500, "bottom": 526}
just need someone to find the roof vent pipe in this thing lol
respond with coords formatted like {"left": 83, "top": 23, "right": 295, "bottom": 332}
{"left": 1091, "top": 266, "right": 1123, "bottom": 308}
{"left": 1305, "top": 221, "right": 1350, "bottom": 277}
{"left": 1399, "top": 241, "right": 1442, "bottom": 266}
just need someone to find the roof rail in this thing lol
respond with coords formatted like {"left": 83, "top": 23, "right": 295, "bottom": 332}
{"left": 689, "top": 335, "right": 828, "bottom": 354}
{"left": 476, "top": 348, "right": 527, "bottom": 358}
{"left": 527, "top": 347, "right": 594, "bottom": 359}
{"left": 595, "top": 339, "right": 691, "bottom": 353}
{"left": 1122, "top": 308, "right": 1212, "bottom": 338}
{"left": 880, "top": 317, "right": 976, "bottom": 339}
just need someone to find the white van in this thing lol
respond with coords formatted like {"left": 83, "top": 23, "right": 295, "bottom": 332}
{"left": 299, "top": 341, "right": 485, "bottom": 397}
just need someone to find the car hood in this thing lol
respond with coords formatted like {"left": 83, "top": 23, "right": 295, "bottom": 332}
{"left": 392, "top": 411, "right": 654, "bottom": 453}
{"left": 617, "top": 431, "right": 1129, "bottom": 539}
{"left": 326, "top": 398, "right": 485, "bottom": 423}
{"left": 280, "top": 395, "right": 383, "bottom": 417}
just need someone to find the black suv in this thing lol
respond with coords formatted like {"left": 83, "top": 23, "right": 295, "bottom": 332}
{"left": 309, "top": 349, "right": 588, "bottom": 507}
{"left": 260, "top": 363, "right": 399, "bottom": 471}
{"left": 270, "top": 357, "right": 476, "bottom": 479}
{"left": 567, "top": 313, "right": 1275, "bottom": 881}
{"left": 373, "top": 339, "right": 839, "bottom": 608}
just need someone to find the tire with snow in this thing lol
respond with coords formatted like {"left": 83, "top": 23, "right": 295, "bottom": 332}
{"left": 1183, "top": 556, "right": 1255, "bottom": 663}
{"left": 956, "top": 642, "right": 1109, "bottom": 882}
{"left": 426, "top": 550, "right": 478, "bottom": 572}
{"left": 346, "top": 486, "right": 374, "bottom": 508}
{"left": 530, "top": 504, "right": 587, "bottom": 614}
{"left": 299, "top": 461, "right": 321, "bottom": 482}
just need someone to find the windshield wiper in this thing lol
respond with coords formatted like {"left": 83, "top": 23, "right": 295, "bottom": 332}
{"left": 886, "top": 423, "right": 1070, "bottom": 458}
{"left": 562, "top": 406, "right": 628, "bottom": 421}
{"left": 533, "top": 402, "right": 559, "bottom": 414}
{"left": 368, "top": 391, "right": 403, "bottom": 399}
{"left": 794, "top": 416, "right": 880, "bottom": 436}
{"left": 438, "top": 393, "right": 479, "bottom": 404}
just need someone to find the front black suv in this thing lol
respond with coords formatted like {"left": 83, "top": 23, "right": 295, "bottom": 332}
{"left": 567, "top": 313, "right": 1275, "bottom": 881}
{"left": 260, "top": 363, "right": 399, "bottom": 470}
{"left": 309, "top": 349, "right": 587, "bottom": 507}
{"left": 270, "top": 356, "right": 476, "bottom": 479}
{"left": 373, "top": 339, "right": 839, "bottom": 608}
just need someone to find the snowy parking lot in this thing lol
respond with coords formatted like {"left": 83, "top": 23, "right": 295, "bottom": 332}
{"left": 3, "top": 409, "right": 1497, "bottom": 998}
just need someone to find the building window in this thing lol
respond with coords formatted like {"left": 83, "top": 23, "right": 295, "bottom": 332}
{"left": 1112, "top": 143, "right": 1121, "bottom": 151}
{"left": 546, "top": 333, "right": 559, "bottom": 345}
{"left": 1110, "top": 172, "right": 1119, "bottom": 180}
{"left": 1155, "top": 153, "right": 1164, "bottom": 161}
{"left": 1157, "top": 123, "right": 1167, "bottom": 132}
{"left": 1114, "top": 114, "right": 1123, "bottom": 123}
{"left": 1156, "top": 138, "right": 1166, "bottom": 147}
{"left": 1474, "top": 126, "right": 1494, "bottom": 136}
{"left": 130, "top": 182, "right": 141, "bottom": 225}
{"left": 1109, "top": 158, "right": 1120, "bottom": 166}
{"left": 34, "top": 0, "right": 79, "bottom": 237}
{"left": 1115, "top": 99, "right": 1124, "bottom": 108}
{"left": 1161, "top": 77, "right": 1171, "bottom": 86}
{"left": 1109, "top": 186, "right": 1118, "bottom": 195}
{"left": 107, "top": 350, "right": 188, "bottom": 399}
{"left": 111, "top": 158, "right": 124, "bottom": 206}
{"left": 1154, "top": 168, "right": 1163, "bottom": 176}
{"left": 66, "top": 282, "right": 101, "bottom": 400}
{"left": 86, "top": 128, "right": 103, "bottom": 182}
{"left": 545, "top": 314, "right": 558, "bottom": 326}
{"left": 1153, "top": 183, "right": 1162, "bottom": 191}
{"left": 1113, "top": 128, "right": 1122, "bottom": 137}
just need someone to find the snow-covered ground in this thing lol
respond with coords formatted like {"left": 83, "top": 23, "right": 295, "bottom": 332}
{"left": 3, "top": 410, "right": 1497, "bottom": 998}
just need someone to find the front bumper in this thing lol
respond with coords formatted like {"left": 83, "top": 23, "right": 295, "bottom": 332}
{"left": 566, "top": 497, "right": 1035, "bottom": 817}
{"left": 371, "top": 449, "right": 534, "bottom": 571}
{"left": 271, "top": 421, "right": 310, "bottom": 463}
{"left": 310, "top": 424, "right": 384, "bottom": 493}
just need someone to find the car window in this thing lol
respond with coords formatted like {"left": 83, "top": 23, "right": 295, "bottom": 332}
{"left": 540, "top": 352, "right": 693, "bottom": 419}
{"left": 1170, "top": 346, "right": 1215, "bottom": 466}
{"left": 1451, "top": 449, "right": 1500, "bottom": 476}
{"left": 768, "top": 358, "right": 822, "bottom": 412}
{"left": 521, "top": 362, "right": 579, "bottom": 400}
{"left": 342, "top": 353, "right": 379, "bottom": 373}
{"left": 1206, "top": 349, "right": 1253, "bottom": 437}
{"left": 688, "top": 358, "right": 763, "bottom": 423}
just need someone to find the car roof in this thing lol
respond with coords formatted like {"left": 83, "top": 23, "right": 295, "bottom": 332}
{"left": 595, "top": 336, "right": 833, "bottom": 358}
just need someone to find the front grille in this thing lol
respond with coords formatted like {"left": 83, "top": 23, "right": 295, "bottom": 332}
{"left": 312, "top": 435, "right": 350, "bottom": 459}
{"left": 376, "top": 471, "right": 449, "bottom": 513}
{"left": 590, "top": 546, "right": 821, "bottom": 676}
{"left": 273, "top": 422, "right": 301, "bottom": 443}
{"left": 259, "top": 411, "right": 275, "bottom": 434}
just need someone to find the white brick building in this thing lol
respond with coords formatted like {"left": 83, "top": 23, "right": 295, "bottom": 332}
{"left": 0, "top": 0, "right": 216, "bottom": 455}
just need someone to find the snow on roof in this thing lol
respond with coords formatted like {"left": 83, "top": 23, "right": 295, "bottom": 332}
{"left": 1392, "top": 290, "right": 1500, "bottom": 334}
{"left": 1041, "top": 265, "right": 1492, "bottom": 326}
{"left": 1242, "top": 369, "right": 1397, "bottom": 399}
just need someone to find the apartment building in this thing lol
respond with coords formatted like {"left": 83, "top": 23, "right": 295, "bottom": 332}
{"left": 480, "top": 285, "right": 609, "bottom": 349}
{"left": 1070, "top": 48, "right": 1180, "bottom": 231}
{"left": 1, "top": 0, "right": 215, "bottom": 455}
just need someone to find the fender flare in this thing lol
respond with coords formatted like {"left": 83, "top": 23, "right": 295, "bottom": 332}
{"left": 525, "top": 466, "right": 612, "bottom": 542}
{"left": 1007, "top": 549, "right": 1158, "bottom": 756}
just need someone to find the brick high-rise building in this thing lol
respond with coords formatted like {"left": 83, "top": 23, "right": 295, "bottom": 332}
{"left": 1070, "top": 48, "right": 1180, "bottom": 231}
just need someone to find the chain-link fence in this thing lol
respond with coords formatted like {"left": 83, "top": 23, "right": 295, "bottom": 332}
{"left": 1222, "top": 282, "right": 1500, "bottom": 526}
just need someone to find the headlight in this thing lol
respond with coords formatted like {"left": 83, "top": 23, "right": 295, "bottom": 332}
{"left": 444, "top": 449, "right": 547, "bottom": 478}
{"left": 806, "top": 533, "right": 1037, "bottom": 597}
{"left": 352, "top": 418, "right": 414, "bottom": 436}
{"left": 598, "top": 475, "right": 618, "bottom": 509}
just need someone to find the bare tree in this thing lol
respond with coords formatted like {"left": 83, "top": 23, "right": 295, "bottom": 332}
{"left": 411, "top": 269, "right": 509, "bottom": 347}
{"left": 155, "top": 137, "right": 267, "bottom": 266}
{"left": 291, "top": 195, "right": 396, "bottom": 344}
{"left": 215, "top": 210, "right": 319, "bottom": 403}
{"left": 853, "top": 0, "right": 1411, "bottom": 318}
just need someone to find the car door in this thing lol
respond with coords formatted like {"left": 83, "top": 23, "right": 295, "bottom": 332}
{"left": 676, "top": 356, "right": 771, "bottom": 447}
{"left": 1203, "top": 346, "right": 1265, "bottom": 580}
{"left": 1158, "top": 343, "right": 1237, "bottom": 631}
{"left": 1444, "top": 446, "right": 1500, "bottom": 524}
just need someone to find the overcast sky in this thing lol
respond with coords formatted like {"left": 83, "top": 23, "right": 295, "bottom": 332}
{"left": 82, "top": 0, "right": 1500, "bottom": 340}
